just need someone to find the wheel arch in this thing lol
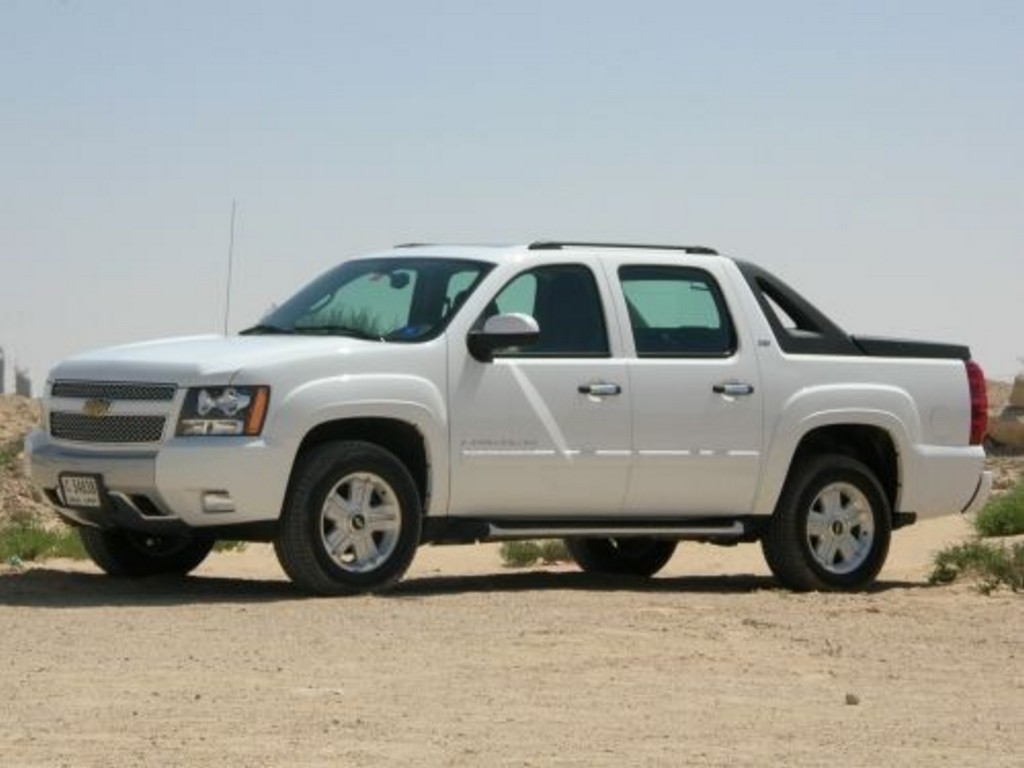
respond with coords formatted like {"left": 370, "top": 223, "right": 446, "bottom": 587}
{"left": 787, "top": 424, "right": 899, "bottom": 512}
{"left": 754, "top": 412, "right": 908, "bottom": 519}
{"left": 288, "top": 414, "right": 439, "bottom": 516}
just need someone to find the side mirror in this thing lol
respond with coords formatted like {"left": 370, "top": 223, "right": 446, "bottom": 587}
{"left": 466, "top": 313, "right": 541, "bottom": 362}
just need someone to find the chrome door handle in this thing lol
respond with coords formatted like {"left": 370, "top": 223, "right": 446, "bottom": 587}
{"left": 578, "top": 382, "right": 622, "bottom": 396}
{"left": 713, "top": 381, "right": 755, "bottom": 396}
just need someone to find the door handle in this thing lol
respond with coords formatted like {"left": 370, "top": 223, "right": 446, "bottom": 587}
{"left": 578, "top": 382, "right": 622, "bottom": 396}
{"left": 713, "top": 381, "right": 755, "bottom": 396}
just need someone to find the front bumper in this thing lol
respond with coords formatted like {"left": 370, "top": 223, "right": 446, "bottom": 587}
{"left": 24, "top": 429, "right": 293, "bottom": 532}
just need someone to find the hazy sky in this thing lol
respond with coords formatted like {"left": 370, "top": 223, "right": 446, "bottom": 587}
{"left": 2, "top": 0, "right": 1022, "bottom": 391}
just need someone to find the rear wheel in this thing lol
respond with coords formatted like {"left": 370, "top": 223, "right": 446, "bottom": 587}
{"left": 565, "top": 537, "right": 677, "bottom": 577}
{"left": 761, "top": 453, "right": 892, "bottom": 591}
{"left": 275, "top": 441, "right": 422, "bottom": 595}
{"left": 79, "top": 527, "right": 214, "bottom": 577}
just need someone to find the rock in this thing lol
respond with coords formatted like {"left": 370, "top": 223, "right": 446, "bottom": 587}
{"left": 1010, "top": 375, "right": 1024, "bottom": 408}
{"left": 988, "top": 409, "right": 1024, "bottom": 449}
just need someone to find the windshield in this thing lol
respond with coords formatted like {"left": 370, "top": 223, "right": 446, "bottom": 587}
{"left": 246, "top": 258, "right": 493, "bottom": 341}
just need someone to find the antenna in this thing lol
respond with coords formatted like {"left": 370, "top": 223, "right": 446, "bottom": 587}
{"left": 223, "top": 199, "right": 237, "bottom": 335}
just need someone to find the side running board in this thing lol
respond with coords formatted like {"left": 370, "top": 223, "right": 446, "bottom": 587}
{"left": 485, "top": 521, "right": 745, "bottom": 540}
{"left": 421, "top": 517, "right": 757, "bottom": 545}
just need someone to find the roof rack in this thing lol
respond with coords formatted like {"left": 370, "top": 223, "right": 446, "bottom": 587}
{"left": 528, "top": 241, "right": 718, "bottom": 255}
{"left": 393, "top": 242, "right": 434, "bottom": 248}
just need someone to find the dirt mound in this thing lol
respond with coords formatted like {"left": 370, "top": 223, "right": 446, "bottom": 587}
{"left": 0, "top": 395, "right": 39, "bottom": 444}
{"left": 986, "top": 377, "right": 1024, "bottom": 454}
{"left": 987, "top": 379, "right": 1012, "bottom": 409}
{"left": 0, "top": 396, "right": 54, "bottom": 526}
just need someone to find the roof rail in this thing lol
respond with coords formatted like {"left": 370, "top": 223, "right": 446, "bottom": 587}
{"left": 528, "top": 241, "right": 718, "bottom": 255}
{"left": 393, "top": 242, "right": 434, "bottom": 248}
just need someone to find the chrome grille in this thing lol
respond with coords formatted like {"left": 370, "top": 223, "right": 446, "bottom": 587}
{"left": 50, "top": 412, "right": 167, "bottom": 443}
{"left": 51, "top": 380, "right": 177, "bottom": 401}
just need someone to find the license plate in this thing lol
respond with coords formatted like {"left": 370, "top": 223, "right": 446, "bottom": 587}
{"left": 60, "top": 474, "right": 102, "bottom": 508}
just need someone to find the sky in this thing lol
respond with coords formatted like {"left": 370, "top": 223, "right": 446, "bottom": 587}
{"left": 2, "top": 0, "right": 1022, "bottom": 391}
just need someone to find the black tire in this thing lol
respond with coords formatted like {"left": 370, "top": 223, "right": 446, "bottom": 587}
{"left": 274, "top": 441, "right": 422, "bottom": 596}
{"left": 78, "top": 527, "right": 214, "bottom": 577}
{"left": 761, "top": 453, "right": 892, "bottom": 592}
{"left": 565, "top": 537, "right": 677, "bottom": 577}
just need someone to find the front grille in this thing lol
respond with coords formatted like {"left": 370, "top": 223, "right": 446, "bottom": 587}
{"left": 50, "top": 412, "right": 167, "bottom": 443}
{"left": 51, "top": 380, "right": 177, "bottom": 401}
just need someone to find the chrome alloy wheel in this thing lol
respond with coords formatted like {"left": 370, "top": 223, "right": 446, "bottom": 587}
{"left": 320, "top": 472, "right": 402, "bottom": 573}
{"left": 805, "top": 481, "right": 876, "bottom": 575}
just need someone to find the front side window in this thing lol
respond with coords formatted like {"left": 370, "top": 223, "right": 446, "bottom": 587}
{"left": 477, "top": 264, "right": 609, "bottom": 357}
{"left": 619, "top": 266, "right": 736, "bottom": 357}
{"left": 248, "top": 258, "right": 492, "bottom": 342}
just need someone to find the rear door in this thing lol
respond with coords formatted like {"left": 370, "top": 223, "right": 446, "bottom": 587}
{"left": 608, "top": 260, "right": 764, "bottom": 515}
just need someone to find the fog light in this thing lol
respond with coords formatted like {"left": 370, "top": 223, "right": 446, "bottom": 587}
{"left": 202, "top": 491, "right": 235, "bottom": 514}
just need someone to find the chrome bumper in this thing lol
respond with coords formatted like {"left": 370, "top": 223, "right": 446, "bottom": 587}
{"left": 24, "top": 429, "right": 158, "bottom": 494}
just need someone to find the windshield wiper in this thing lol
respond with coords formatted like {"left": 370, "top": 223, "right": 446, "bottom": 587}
{"left": 292, "top": 324, "right": 385, "bottom": 341}
{"left": 239, "top": 324, "right": 295, "bottom": 335}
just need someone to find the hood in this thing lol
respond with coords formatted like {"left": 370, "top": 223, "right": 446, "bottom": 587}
{"left": 49, "top": 334, "right": 366, "bottom": 387}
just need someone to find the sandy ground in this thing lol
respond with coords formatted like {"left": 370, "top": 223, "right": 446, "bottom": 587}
{"left": 1, "top": 514, "right": 1021, "bottom": 767}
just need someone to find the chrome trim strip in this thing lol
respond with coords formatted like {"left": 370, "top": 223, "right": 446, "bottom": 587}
{"left": 462, "top": 449, "right": 559, "bottom": 457}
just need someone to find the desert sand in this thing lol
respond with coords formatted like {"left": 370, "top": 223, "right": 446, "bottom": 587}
{"left": 1, "top": 514, "right": 1022, "bottom": 767}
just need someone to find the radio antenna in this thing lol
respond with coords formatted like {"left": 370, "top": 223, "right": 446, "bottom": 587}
{"left": 223, "top": 199, "right": 237, "bottom": 335}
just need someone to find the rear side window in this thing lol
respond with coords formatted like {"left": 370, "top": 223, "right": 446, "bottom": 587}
{"left": 618, "top": 266, "right": 736, "bottom": 357}
{"left": 477, "top": 264, "right": 610, "bottom": 357}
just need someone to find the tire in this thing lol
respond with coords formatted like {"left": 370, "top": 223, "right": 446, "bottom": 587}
{"left": 274, "top": 441, "right": 422, "bottom": 596}
{"left": 565, "top": 537, "right": 677, "bottom": 577}
{"left": 761, "top": 453, "right": 892, "bottom": 592}
{"left": 78, "top": 527, "right": 214, "bottom": 577}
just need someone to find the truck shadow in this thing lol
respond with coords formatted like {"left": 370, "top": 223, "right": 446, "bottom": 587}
{"left": 0, "top": 566, "right": 924, "bottom": 608}
{"left": 395, "top": 571, "right": 923, "bottom": 597}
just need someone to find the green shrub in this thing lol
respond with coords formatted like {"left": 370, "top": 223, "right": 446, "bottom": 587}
{"left": 500, "top": 540, "right": 542, "bottom": 567}
{"left": 538, "top": 538, "right": 570, "bottom": 564}
{"left": 213, "top": 540, "right": 247, "bottom": 553}
{"left": 930, "top": 539, "right": 1024, "bottom": 593}
{"left": 1, "top": 522, "right": 86, "bottom": 563}
{"left": 974, "top": 479, "right": 1024, "bottom": 537}
{"left": 500, "top": 539, "right": 572, "bottom": 568}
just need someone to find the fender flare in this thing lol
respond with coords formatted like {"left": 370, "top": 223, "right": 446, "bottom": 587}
{"left": 269, "top": 375, "right": 449, "bottom": 516}
{"left": 752, "top": 385, "right": 916, "bottom": 517}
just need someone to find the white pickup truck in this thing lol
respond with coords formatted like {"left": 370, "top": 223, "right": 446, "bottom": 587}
{"left": 26, "top": 241, "right": 992, "bottom": 594}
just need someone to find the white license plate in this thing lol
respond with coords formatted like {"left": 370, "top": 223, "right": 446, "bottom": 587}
{"left": 60, "top": 475, "right": 102, "bottom": 508}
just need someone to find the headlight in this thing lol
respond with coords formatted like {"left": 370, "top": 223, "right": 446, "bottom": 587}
{"left": 176, "top": 386, "right": 270, "bottom": 437}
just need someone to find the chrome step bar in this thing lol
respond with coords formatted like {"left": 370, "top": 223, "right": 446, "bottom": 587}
{"left": 485, "top": 521, "right": 745, "bottom": 540}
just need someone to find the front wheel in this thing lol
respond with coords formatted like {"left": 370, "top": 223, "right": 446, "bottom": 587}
{"left": 78, "top": 527, "right": 214, "bottom": 577}
{"left": 761, "top": 454, "right": 892, "bottom": 591}
{"left": 274, "top": 441, "right": 422, "bottom": 595}
{"left": 565, "top": 537, "right": 677, "bottom": 577}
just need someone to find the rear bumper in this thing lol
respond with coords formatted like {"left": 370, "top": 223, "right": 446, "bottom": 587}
{"left": 900, "top": 445, "right": 987, "bottom": 520}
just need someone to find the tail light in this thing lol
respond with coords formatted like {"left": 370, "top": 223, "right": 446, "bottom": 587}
{"left": 965, "top": 359, "right": 987, "bottom": 446}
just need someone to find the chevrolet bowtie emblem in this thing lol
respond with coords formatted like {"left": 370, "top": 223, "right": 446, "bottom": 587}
{"left": 82, "top": 398, "right": 112, "bottom": 418}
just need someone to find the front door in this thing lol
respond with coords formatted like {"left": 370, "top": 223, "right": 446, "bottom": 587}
{"left": 448, "top": 263, "right": 631, "bottom": 517}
